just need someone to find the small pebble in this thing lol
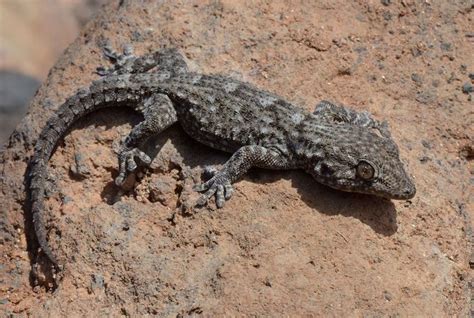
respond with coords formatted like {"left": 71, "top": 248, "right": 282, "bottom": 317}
{"left": 421, "top": 140, "right": 432, "bottom": 149}
{"left": 411, "top": 73, "right": 423, "bottom": 86}
{"left": 91, "top": 273, "right": 105, "bottom": 290}
{"left": 70, "top": 153, "right": 90, "bottom": 180}
{"left": 462, "top": 82, "right": 473, "bottom": 94}
{"left": 440, "top": 42, "right": 452, "bottom": 52}
{"left": 415, "top": 91, "right": 435, "bottom": 104}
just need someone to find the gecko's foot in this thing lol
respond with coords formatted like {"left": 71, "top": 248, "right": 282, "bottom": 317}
{"left": 194, "top": 172, "right": 234, "bottom": 208}
{"left": 96, "top": 43, "right": 135, "bottom": 76}
{"left": 115, "top": 148, "right": 151, "bottom": 186}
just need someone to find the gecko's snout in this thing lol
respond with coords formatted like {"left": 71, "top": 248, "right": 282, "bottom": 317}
{"left": 402, "top": 184, "right": 416, "bottom": 199}
{"left": 391, "top": 181, "right": 416, "bottom": 200}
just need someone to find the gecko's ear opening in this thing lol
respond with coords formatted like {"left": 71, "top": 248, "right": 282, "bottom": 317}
{"left": 314, "top": 161, "right": 334, "bottom": 178}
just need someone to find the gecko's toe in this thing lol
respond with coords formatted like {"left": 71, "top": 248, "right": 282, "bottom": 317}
{"left": 95, "top": 66, "right": 110, "bottom": 76}
{"left": 115, "top": 173, "right": 126, "bottom": 186}
{"left": 215, "top": 185, "right": 225, "bottom": 208}
{"left": 224, "top": 184, "right": 234, "bottom": 200}
{"left": 115, "top": 148, "right": 151, "bottom": 186}
{"left": 115, "top": 156, "right": 127, "bottom": 185}
{"left": 126, "top": 158, "right": 137, "bottom": 172}
{"left": 97, "top": 43, "right": 137, "bottom": 76}
{"left": 193, "top": 183, "right": 209, "bottom": 192}
{"left": 196, "top": 188, "right": 217, "bottom": 207}
{"left": 122, "top": 44, "right": 134, "bottom": 56}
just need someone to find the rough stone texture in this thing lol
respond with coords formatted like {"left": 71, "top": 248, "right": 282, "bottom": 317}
{"left": 0, "top": 0, "right": 472, "bottom": 316}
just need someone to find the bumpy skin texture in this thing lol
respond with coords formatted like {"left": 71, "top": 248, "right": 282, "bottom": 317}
{"left": 28, "top": 47, "right": 415, "bottom": 268}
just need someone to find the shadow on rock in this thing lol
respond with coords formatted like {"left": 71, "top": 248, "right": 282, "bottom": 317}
{"left": 247, "top": 169, "right": 398, "bottom": 236}
{"left": 294, "top": 173, "right": 398, "bottom": 236}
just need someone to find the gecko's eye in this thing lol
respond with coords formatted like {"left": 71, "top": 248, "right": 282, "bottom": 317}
{"left": 356, "top": 160, "right": 376, "bottom": 180}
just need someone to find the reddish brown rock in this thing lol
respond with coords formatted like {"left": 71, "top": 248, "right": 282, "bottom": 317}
{"left": 0, "top": 1, "right": 472, "bottom": 316}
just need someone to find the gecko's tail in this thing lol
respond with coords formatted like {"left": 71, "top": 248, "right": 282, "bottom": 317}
{"left": 28, "top": 88, "right": 95, "bottom": 267}
{"left": 28, "top": 78, "right": 144, "bottom": 270}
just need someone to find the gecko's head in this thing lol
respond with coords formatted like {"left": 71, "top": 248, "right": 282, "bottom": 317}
{"left": 306, "top": 127, "right": 416, "bottom": 200}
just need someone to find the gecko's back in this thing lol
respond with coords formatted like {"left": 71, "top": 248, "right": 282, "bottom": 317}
{"left": 152, "top": 72, "right": 305, "bottom": 153}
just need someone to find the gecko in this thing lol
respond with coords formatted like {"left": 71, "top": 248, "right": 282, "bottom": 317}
{"left": 28, "top": 46, "right": 416, "bottom": 268}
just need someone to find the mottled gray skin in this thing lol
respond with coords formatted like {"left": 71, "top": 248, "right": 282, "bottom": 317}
{"left": 29, "top": 47, "right": 415, "bottom": 267}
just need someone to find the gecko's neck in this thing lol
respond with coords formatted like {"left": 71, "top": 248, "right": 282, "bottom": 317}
{"left": 289, "top": 117, "right": 331, "bottom": 167}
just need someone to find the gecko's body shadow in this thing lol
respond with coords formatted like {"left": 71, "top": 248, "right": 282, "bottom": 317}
{"left": 247, "top": 170, "right": 398, "bottom": 236}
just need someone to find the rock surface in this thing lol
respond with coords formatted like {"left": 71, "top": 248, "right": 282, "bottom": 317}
{"left": 0, "top": 0, "right": 472, "bottom": 316}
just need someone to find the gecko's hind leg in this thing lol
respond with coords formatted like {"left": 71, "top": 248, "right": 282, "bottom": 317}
{"left": 115, "top": 94, "right": 177, "bottom": 185}
{"left": 97, "top": 43, "right": 188, "bottom": 76}
{"left": 96, "top": 43, "right": 135, "bottom": 76}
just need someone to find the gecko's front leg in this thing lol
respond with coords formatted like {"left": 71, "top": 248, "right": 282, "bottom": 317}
{"left": 194, "top": 145, "right": 291, "bottom": 208}
{"left": 115, "top": 94, "right": 178, "bottom": 185}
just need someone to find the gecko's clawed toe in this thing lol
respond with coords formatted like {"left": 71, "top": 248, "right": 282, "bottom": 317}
{"left": 115, "top": 148, "right": 151, "bottom": 186}
{"left": 224, "top": 184, "right": 233, "bottom": 200}
{"left": 194, "top": 172, "right": 233, "bottom": 208}
{"left": 126, "top": 157, "right": 137, "bottom": 172}
{"left": 215, "top": 184, "right": 225, "bottom": 208}
{"left": 96, "top": 43, "right": 137, "bottom": 76}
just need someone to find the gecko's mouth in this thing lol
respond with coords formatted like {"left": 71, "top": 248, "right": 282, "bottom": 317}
{"left": 388, "top": 183, "right": 416, "bottom": 200}
{"left": 321, "top": 177, "right": 416, "bottom": 200}
{"left": 369, "top": 180, "right": 416, "bottom": 200}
